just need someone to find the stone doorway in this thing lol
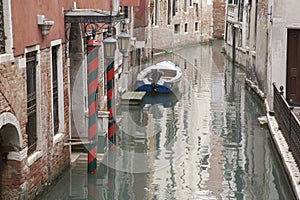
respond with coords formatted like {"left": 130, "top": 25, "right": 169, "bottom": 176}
{"left": 0, "top": 112, "right": 23, "bottom": 199}
{"left": 287, "top": 29, "right": 300, "bottom": 106}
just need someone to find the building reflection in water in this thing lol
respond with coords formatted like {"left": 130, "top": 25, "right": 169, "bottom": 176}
{"left": 39, "top": 42, "right": 294, "bottom": 200}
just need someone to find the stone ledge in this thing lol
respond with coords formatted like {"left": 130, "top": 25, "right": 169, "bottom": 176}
{"left": 53, "top": 133, "right": 64, "bottom": 145}
{"left": 266, "top": 113, "right": 300, "bottom": 200}
{"left": 7, "top": 147, "right": 28, "bottom": 161}
{"left": 0, "top": 53, "right": 14, "bottom": 64}
{"left": 27, "top": 150, "right": 43, "bottom": 166}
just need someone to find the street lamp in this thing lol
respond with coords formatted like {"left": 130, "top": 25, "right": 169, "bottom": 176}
{"left": 102, "top": 27, "right": 118, "bottom": 150}
{"left": 102, "top": 25, "right": 131, "bottom": 150}
{"left": 117, "top": 26, "right": 131, "bottom": 92}
{"left": 103, "top": 31, "right": 117, "bottom": 61}
{"left": 117, "top": 29, "right": 131, "bottom": 54}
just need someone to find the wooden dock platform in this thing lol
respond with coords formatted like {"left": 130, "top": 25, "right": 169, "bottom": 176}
{"left": 121, "top": 91, "right": 146, "bottom": 105}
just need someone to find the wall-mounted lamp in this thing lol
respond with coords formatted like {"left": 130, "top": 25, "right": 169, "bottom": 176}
{"left": 103, "top": 28, "right": 117, "bottom": 61}
{"left": 117, "top": 26, "right": 131, "bottom": 54}
{"left": 37, "top": 15, "right": 54, "bottom": 36}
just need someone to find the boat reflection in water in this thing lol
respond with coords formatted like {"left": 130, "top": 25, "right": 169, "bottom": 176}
{"left": 141, "top": 91, "right": 181, "bottom": 108}
{"left": 136, "top": 61, "right": 183, "bottom": 93}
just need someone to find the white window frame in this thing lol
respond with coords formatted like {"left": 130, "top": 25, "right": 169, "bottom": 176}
{"left": 0, "top": 0, "right": 13, "bottom": 63}
{"left": 25, "top": 45, "right": 42, "bottom": 163}
{"left": 51, "top": 39, "right": 65, "bottom": 144}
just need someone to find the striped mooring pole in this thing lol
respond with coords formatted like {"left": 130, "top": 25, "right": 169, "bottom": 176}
{"left": 87, "top": 37, "right": 100, "bottom": 174}
{"left": 106, "top": 60, "right": 116, "bottom": 149}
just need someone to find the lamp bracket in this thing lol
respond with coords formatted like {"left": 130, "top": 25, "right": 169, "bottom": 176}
{"left": 84, "top": 23, "right": 106, "bottom": 38}
{"left": 37, "top": 15, "right": 54, "bottom": 26}
{"left": 37, "top": 15, "right": 54, "bottom": 36}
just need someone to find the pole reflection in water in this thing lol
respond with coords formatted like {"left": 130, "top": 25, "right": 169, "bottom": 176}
{"left": 39, "top": 41, "right": 295, "bottom": 200}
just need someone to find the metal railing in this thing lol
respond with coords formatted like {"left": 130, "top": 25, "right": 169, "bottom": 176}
{"left": 273, "top": 83, "right": 300, "bottom": 167}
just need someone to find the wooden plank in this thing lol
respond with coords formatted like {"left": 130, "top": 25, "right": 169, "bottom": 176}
{"left": 121, "top": 91, "right": 146, "bottom": 105}
{"left": 121, "top": 91, "right": 146, "bottom": 100}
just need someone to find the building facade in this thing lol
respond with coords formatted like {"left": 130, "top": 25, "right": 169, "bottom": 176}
{"left": 224, "top": 0, "right": 300, "bottom": 108}
{"left": 224, "top": 0, "right": 269, "bottom": 102}
{"left": 267, "top": 0, "right": 300, "bottom": 107}
{"left": 0, "top": 0, "right": 226, "bottom": 198}
{"left": 149, "top": 0, "right": 213, "bottom": 51}
{"left": 0, "top": 0, "right": 128, "bottom": 199}
{"left": 131, "top": 0, "right": 226, "bottom": 56}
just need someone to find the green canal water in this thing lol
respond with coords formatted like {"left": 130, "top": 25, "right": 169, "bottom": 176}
{"left": 39, "top": 41, "right": 295, "bottom": 200}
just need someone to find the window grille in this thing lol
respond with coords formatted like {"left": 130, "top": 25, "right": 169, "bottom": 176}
{"left": 26, "top": 52, "right": 37, "bottom": 155}
{"left": 52, "top": 46, "right": 59, "bottom": 134}
{"left": 0, "top": 0, "right": 5, "bottom": 54}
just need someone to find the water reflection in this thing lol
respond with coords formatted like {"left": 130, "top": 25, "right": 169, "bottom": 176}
{"left": 40, "top": 41, "right": 294, "bottom": 200}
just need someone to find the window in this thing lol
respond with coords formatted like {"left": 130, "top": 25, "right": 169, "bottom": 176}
{"left": 0, "top": 0, "right": 5, "bottom": 54}
{"left": 124, "top": 6, "right": 129, "bottom": 19}
{"left": 174, "top": 24, "right": 180, "bottom": 33}
{"left": 167, "top": 0, "right": 171, "bottom": 25}
{"left": 152, "top": 0, "right": 158, "bottom": 26}
{"left": 190, "top": 0, "right": 193, "bottom": 7}
{"left": 185, "top": 23, "right": 188, "bottom": 33}
{"left": 26, "top": 52, "right": 37, "bottom": 155}
{"left": 195, "top": 22, "right": 198, "bottom": 31}
{"left": 173, "top": 0, "right": 178, "bottom": 16}
{"left": 52, "top": 46, "right": 59, "bottom": 134}
{"left": 120, "top": 6, "right": 129, "bottom": 19}
{"left": 184, "top": 0, "right": 187, "bottom": 12}
{"left": 238, "top": 0, "right": 244, "bottom": 22}
{"left": 238, "top": 29, "right": 242, "bottom": 47}
{"left": 51, "top": 40, "right": 64, "bottom": 139}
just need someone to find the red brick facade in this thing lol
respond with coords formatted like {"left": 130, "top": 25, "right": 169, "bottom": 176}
{"left": 0, "top": 45, "right": 70, "bottom": 199}
{"left": 213, "top": 0, "right": 226, "bottom": 38}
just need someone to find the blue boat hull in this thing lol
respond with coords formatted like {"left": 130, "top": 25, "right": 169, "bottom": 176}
{"left": 137, "top": 83, "right": 172, "bottom": 93}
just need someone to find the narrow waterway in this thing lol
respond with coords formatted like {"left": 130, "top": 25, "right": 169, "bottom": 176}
{"left": 39, "top": 41, "right": 294, "bottom": 200}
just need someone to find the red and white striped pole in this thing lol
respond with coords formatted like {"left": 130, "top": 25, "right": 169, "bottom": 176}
{"left": 87, "top": 37, "right": 100, "bottom": 174}
{"left": 106, "top": 60, "right": 116, "bottom": 149}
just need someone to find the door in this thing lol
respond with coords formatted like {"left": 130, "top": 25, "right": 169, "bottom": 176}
{"left": 287, "top": 29, "right": 300, "bottom": 106}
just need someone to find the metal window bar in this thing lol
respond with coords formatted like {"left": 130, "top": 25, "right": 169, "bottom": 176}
{"left": 26, "top": 53, "right": 37, "bottom": 155}
{"left": 0, "top": 0, "right": 6, "bottom": 54}
{"left": 273, "top": 83, "right": 300, "bottom": 167}
{"left": 52, "top": 46, "right": 59, "bottom": 134}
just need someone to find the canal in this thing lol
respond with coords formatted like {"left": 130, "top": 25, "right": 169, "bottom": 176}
{"left": 39, "top": 40, "right": 295, "bottom": 199}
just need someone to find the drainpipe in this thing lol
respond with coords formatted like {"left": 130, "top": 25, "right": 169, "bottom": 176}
{"left": 231, "top": 27, "right": 236, "bottom": 97}
{"left": 232, "top": 27, "right": 236, "bottom": 64}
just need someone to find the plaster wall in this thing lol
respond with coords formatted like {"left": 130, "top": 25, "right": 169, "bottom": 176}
{"left": 268, "top": 0, "right": 300, "bottom": 103}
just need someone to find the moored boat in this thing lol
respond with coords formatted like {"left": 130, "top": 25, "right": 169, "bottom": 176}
{"left": 136, "top": 61, "right": 182, "bottom": 93}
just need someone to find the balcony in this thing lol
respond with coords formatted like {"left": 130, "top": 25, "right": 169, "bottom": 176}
{"left": 226, "top": 4, "right": 239, "bottom": 23}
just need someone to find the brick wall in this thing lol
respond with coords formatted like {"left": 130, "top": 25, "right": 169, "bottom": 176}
{"left": 1, "top": 159, "right": 27, "bottom": 199}
{"left": 0, "top": 61, "right": 27, "bottom": 147}
{"left": 0, "top": 44, "right": 70, "bottom": 199}
{"left": 213, "top": 0, "right": 226, "bottom": 38}
{"left": 26, "top": 47, "right": 70, "bottom": 199}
